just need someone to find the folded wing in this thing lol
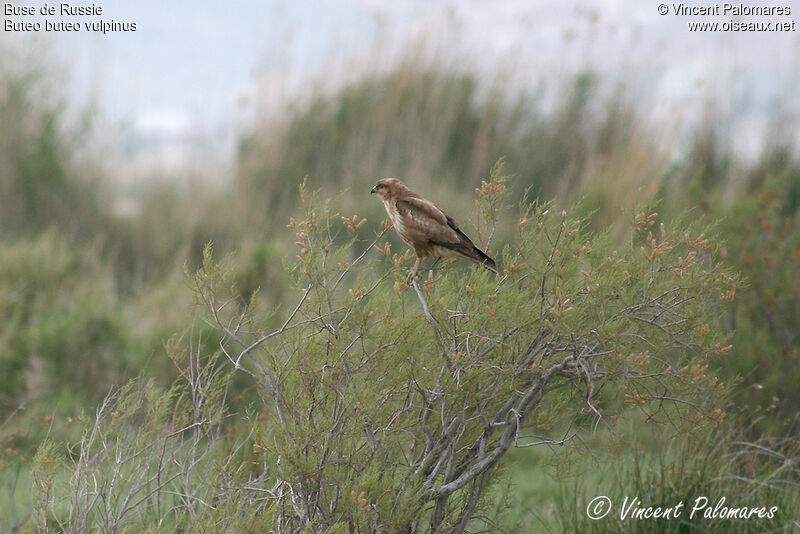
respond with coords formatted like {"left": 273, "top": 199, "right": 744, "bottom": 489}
{"left": 396, "top": 197, "right": 497, "bottom": 273}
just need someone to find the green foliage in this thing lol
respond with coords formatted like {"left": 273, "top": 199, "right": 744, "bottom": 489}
{"left": 186, "top": 179, "right": 732, "bottom": 532}
{"left": 10, "top": 180, "right": 740, "bottom": 531}
{"left": 0, "top": 50, "right": 108, "bottom": 240}
{"left": 552, "top": 418, "right": 800, "bottom": 533}
{"left": 235, "top": 66, "right": 654, "bottom": 230}
{"left": 25, "top": 340, "right": 235, "bottom": 533}
{"left": 657, "top": 135, "right": 800, "bottom": 425}
{"left": 0, "top": 236, "right": 129, "bottom": 418}
{"left": 2, "top": 45, "right": 800, "bottom": 532}
{"left": 721, "top": 163, "right": 800, "bottom": 416}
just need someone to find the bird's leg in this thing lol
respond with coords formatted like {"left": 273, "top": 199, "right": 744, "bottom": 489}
{"left": 406, "top": 257, "right": 422, "bottom": 284}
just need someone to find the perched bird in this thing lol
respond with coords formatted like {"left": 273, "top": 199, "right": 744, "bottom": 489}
{"left": 371, "top": 178, "right": 497, "bottom": 282}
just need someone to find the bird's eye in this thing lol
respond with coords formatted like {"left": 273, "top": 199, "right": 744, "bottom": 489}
{"left": 376, "top": 184, "right": 384, "bottom": 189}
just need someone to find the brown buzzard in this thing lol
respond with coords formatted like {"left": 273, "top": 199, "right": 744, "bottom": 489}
{"left": 371, "top": 178, "right": 497, "bottom": 282}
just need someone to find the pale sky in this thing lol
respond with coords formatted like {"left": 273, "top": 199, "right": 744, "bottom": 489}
{"left": 3, "top": 0, "right": 798, "bottom": 169}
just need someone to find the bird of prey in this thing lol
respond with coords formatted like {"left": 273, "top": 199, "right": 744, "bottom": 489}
{"left": 371, "top": 178, "right": 497, "bottom": 282}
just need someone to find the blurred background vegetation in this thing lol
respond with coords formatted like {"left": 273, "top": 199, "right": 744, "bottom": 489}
{"left": 1, "top": 38, "right": 798, "bottom": 530}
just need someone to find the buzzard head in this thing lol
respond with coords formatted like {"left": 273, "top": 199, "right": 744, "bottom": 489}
{"left": 370, "top": 178, "right": 403, "bottom": 200}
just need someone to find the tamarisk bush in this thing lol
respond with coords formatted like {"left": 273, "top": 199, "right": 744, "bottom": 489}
{"left": 31, "top": 174, "right": 736, "bottom": 532}
{"left": 190, "top": 178, "right": 734, "bottom": 532}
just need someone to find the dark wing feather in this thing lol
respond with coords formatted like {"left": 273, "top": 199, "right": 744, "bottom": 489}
{"left": 438, "top": 213, "right": 497, "bottom": 272}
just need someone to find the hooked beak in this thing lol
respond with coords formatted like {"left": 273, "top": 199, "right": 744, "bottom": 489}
{"left": 370, "top": 187, "right": 377, "bottom": 194}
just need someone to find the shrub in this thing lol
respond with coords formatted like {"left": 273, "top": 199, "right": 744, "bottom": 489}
{"left": 0, "top": 236, "right": 129, "bottom": 418}
{"left": 194, "top": 180, "right": 734, "bottom": 532}
{"left": 0, "top": 48, "right": 108, "bottom": 240}
{"left": 721, "top": 156, "right": 800, "bottom": 417}
{"left": 553, "top": 417, "right": 800, "bottom": 534}
{"left": 26, "top": 173, "right": 737, "bottom": 532}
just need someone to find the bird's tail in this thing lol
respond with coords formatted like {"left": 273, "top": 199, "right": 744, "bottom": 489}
{"left": 433, "top": 239, "right": 498, "bottom": 274}
{"left": 472, "top": 247, "right": 497, "bottom": 274}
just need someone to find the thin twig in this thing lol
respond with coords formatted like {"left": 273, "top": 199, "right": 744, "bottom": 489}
{"left": 411, "top": 279, "right": 448, "bottom": 360}
{"left": 235, "top": 284, "right": 313, "bottom": 368}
